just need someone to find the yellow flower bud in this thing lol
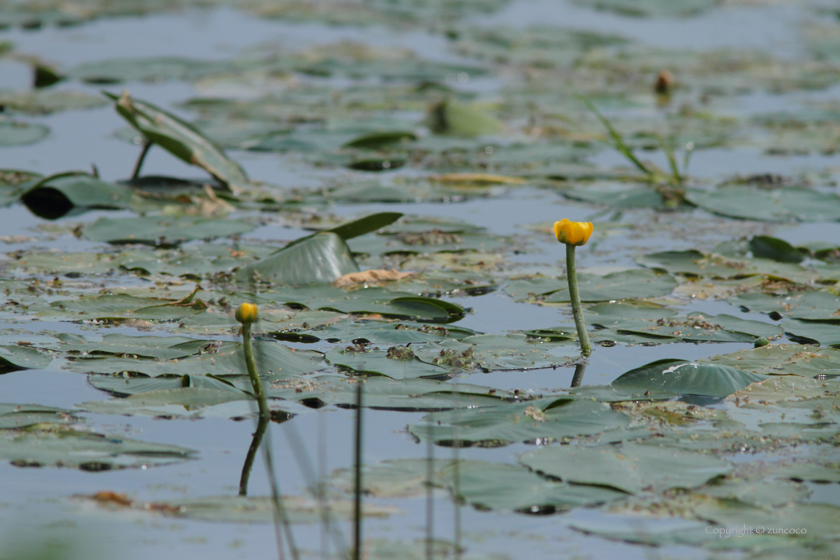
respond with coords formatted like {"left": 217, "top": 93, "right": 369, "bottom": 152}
{"left": 554, "top": 219, "right": 593, "bottom": 246}
{"left": 235, "top": 302, "right": 259, "bottom": 324}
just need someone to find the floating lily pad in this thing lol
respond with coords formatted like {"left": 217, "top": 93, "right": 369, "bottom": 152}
{"left": 685, "top": 186, "right": 840, "bottom": 222}
{"left": 706, "top": 344, "right": 840, "bottom": 378}
{"left": 505, "top": 269, "right": 677, "bottom": 303}
{"left": 572, "top": 0, "right": 715, "bottom": 18}
{"left": 521, "top": 442, "right": 732, "bottom": 494}
{"left": 409, "top": 398, "right": 630, "bottom": 446}
{"left": 443, "top": 460, "right": 625, "bottom": 512}
{"left": 152, "top": 494, "right": 396, "bottom": 524}
{"left": 585, "top": 303, "right": 782, "bottom": 344}
{"left": 325, "top": 347, "right": 453, "bottom": 379}
{"left": 413, "top": 334, "right": 579, "bottom": 372}
{"left": 612, "top": 360, "right": 767, "bottom": 397}
{"left": 54, "top": 333, "right": 211, "bottom": 360}
{"left": 0, "top": 120, "right": 49, "bottom": 147}
{"left": 0, "top": 344, "right": 52, "bottom": 371}
{"left": 77, "top": 387, "right": 273, "bottom": 420}
{"left": 65, "top": 339, "right": 325, "bottom": 380}
{"left": 749, "top": 235, "right": 804, "bottom": 264}
{"left": 0, "top": 404, "right": 79, "bottom": 429}
{"left": 638, "top": 250, "right": 817, "bottom": 283}
{"left": 20, "top": 171, "right": 134, "bottom": 219}
{"left": 82, "top": 215, "right": 254, "bottom": 245}
{"left": 267, "top": 375, "right": 508, "bottom": 411}
{"left": 731, "top": 291, "right": 840, "bottom": 322}
{"left": 0, "top": 89, "right": 106, "bottom": 114}
{"left": 0, "top": 425, "right": 195, "bottom": 470}
{"left": 781, "top": 320, "right": 840, "bottom": 347}
{"left": 68, "top": 57, "right": 230, "bottom": 84}
{"left": 255, "top": 285, "right": 466, "bottom": 323}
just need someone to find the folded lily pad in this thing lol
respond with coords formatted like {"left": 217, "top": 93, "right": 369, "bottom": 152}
{"left": 235, "top": 213, "right": 403, "bottom": 285}
{"left": 612, "top": 359, "right": 767, "bottom": 397}
{"left": 521, "top": 442, "right": 732, "bottom": 494}
{"left": 105, "top": 91, "right": 249, "bottom": 192}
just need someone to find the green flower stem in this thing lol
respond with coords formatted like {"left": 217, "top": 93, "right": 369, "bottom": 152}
{"left": 241, "top": 322, "right": 270, "bottom": 418}
{"left": 566, "top": 244, "right": 592, "bottom": 356}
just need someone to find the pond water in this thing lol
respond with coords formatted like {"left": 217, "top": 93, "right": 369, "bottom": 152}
{"left": 1, "top": 0, "right": 840, "bottom": 558}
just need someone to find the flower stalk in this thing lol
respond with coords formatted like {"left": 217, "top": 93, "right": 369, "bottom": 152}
{"left": 554, "top": 219, "right": 593, "bottom": 356}
{"left": 236, "top": 303, "right": 270, "bottom": 418}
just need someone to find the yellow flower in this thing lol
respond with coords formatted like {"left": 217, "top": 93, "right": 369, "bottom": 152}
{"left": 235, "top": 302, "right": 259, "bottom": 324}
{"left": 554, "top": 219, "right": 593, "bottom": 246}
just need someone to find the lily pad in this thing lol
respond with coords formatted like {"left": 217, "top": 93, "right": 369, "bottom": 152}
{"left": 409, "top": 398, "right": 630, "bottom": 446}
{"left": 572, "top": 0, "right": 715, "bottom": 17}
{"left": 255, "top": 285, "right": 466, "bottom": 323}
{"left": 0, "top": 425, "right": 195, "bottom": 470}
{"left": 612, "top": 360, "right": 767, "bottom": 397}
{"left": 65, "top": 339, "right": 325, "bottom": 380}
{"left": 781, "top": 319, "right": 840, "bottom": 347}
{"left": 0, "top": 120, "right": 49, "bottom": 147}
{"left": 706, "top": 344, "right": 840, "bottom": 378}
{"left": 731, "top": 291, "right": 840, "bottom": 322}
{"left": 521, "top": 442, "right": 733, "bottom": 494}
{"left": 235, "top": 232, "right": 359, "bottom": 285}
{"left": 0, "top": 344, "right": 52, "bottom": 371}
{"left": 685, "top": 186, "right": 840, "bottom": 222}
{"left": 105, "top": 91, "right": 249, "bottom": 192}
{"left": 585, "top": 303, "right": 783, "bottom": 344}
{"left": 20, "top": 171, "right": 134, "bottom": 219}
{"left": 266, "top": 375, "right": 508, "bottom": 411}
{"left": 0, "top": 404, "right": 79, "bottom": 429}
{"left": 235, "top": 212, "right": 403, "bottom": 285}
{"left": 82, "top": 215, "right": 254, "bottom": 246}
{"left": 505, "top": 269, "right": 677, "bottom": 303}
{"left": 325, "top": 347, "right": 453, "bottom": 379}
{"left": 443, "top": 460, "right": 625, "bottom": 512}
{"left": 413, "top": 334, "right": 579, "bottom": 372}
{"left": 139, "top": 495, "right": 396, "bottom": 524}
